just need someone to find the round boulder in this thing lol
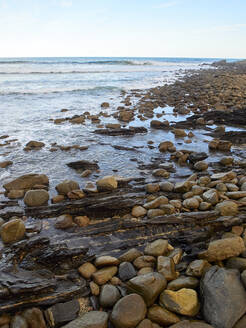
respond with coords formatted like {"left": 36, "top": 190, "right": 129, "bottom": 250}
{"left": 24, "top": 189, "right": 49, "bottom": 207}
{"left": 55, "top": 180, "right": 79, "bottom": 195}
{"left": 0, "top": 219, "right": 25, "bottom": 244}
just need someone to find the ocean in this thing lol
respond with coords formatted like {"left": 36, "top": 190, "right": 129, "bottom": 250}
{"left": 0, "top": 57, "right": 223, "bottom": 195}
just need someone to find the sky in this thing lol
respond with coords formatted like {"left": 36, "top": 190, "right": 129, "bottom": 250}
{"left": 0, "top": 0, "right": 246, "bottom": 58}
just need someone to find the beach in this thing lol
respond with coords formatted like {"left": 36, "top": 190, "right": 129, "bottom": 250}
{"left": 1, "top": 58, "right": 246, "bottom": 327}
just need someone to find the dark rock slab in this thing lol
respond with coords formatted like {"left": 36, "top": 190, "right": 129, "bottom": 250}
{"left": 200, "top": 266, "right": 246, "bottom": 328}
{"left": 45, "top": 299, "right": 80, "bottom": 327}
{"left": 66, "top": 160, "right": 99, "bottom": 170}
{"left": 94, "top": 127, "right": 147, "bottom": 136}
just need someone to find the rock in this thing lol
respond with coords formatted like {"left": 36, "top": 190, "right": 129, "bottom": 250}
{"left": 132, "top": 206, "right": 147, "bottom": 217}
{"left": 211, "top": 171, "right": 236, "bottom": 182}
{"left": 23, "top": 189, "right": 49, "bottom": 207}
{"left": 151, "top": 120, "right": 169, "bottom": 129}
{"left": 94, "top": 256, "right": 119, "bottom": 267}
{"left": 119, "top": 262, "right": 137, "bottom": 281}
{"left": 220, "top": 157, "right": 234, "bottom": 166}
{"left": 67, "top": 190, "right": 85, "bottom": 199}
{"left": 146, "top": 183, "right": 160, "bottom": 193}
{"left": 144, "top": 196, "right": 168, "bottom": 210}
{"left": 226, "top": 257, "right": 246, "bottom": 272}
{"left": 51, "top": 195, "right": 65, "bottom": 203}
{"left": 111, "top": 294, "right": 147, "bottom": 328}
{"left": 90, "top": 281, "right": 100, "bottom": 296}
{"left": 199, "top": 202, "right": 211, "bottom": 211}
{"left": 215, "top": 201, "right": 238, "bottom": 216}
{"left": 0, "top": 218, "right": 25, "bottom": 244}
{"left": 148, "top": 305, "right": 180, "bottom": 326}
{"left": 226, "top": 183, "right": 239, "bottom": 191}
{"left": 127, "top": 272, "right": 167, "bottom": 306}
{"left": 22, "top": 308, "right": 46, "bottom": 328}
{"left": 194, "top": 161, "right": 208, "bottom": 171}
{"left": 199, "top": 236, "right": 245, "bottom": 262}
{"left": 183, "top": 198, "right": 200, "bottom": 210}
{"left": 152, "top": 169, "right": 170, "bottom": 178}
{"left": 78, "top": 262, "right": 97, "bottom": 279}
{"left": 119, "top": 248, "right": 142, "bottom": 262}
{"left": 170, "top": 200, "right": 182, "bottom": 209}
{"left": 136, "top": 319, "right": 153, "bottom": 328}
{"left": 172, "top": 129, "right": 187, "bottom": 137}
{"left": 67, "top": 160, "right": 99, "bottom": 170}
{"left": 160, "top": 288, "right": 200, "bottom": 316}
{"left": 138, "top": 267, "right": 154, "bottom": 275}
{"left": 4, "top": 174, "right": 49, "bottom": 191}
{"left": 100, "top": 284, "right": 121, "bottom": 308}
{"left": 160, "top": 181, "right": 174, "bottom": 192}
{"left": 167, "top": 276, "right": 199, "bottom": 291}
{"left": 216, "top": 182, "right": 227, "bottom": 192}
{"left": 45, "top": 300, "right": 81, "bottom": 327}
{"left": 105, "top": 123, "right": 121, "bottom": 129}
{"left": 147, "top": 209, "right": 164, "bottom": 219}
{"left": 25, "top": 141, "right": 45, "bottom": 149}
{"left": 202, "top": 189, "right": 219, "bottom": 205}
{"left": 226, "top": 191, "right": 246, "bottom": 199}
{"left": 74, "top": 216, "right": 90, "bottom": 227}
{"left": 234, "top": 315, "right": 246, "bottom": 328}
{"left": 157, "top": 256, "right": 177, "bottom": 281}
{"left": 61, "top": 311, "right": 108, "bottom": 328}
{"left": 10, "top": 315, "right": 28, "bottom": 328}
{"left": 168, "top": 248, "right": 183, "bottom": 265}
{"left": 101, "top": 102, "right": 110, "bottom": 108}
{"left": 0, "top": 160, "right": 13, "bottom": 168}
{"left": 96, "top": 176, "right": 118, "bottom": 191}
{"left": 92, "top": 266, "right": 118, "bottom": 285}
{"left": 144, "top": 239, "right": 168, "bottom": 257}
{"left": 54, "top": 214, "right": 74, "bottom": 229}
{"left": 188, "top": 152, "right": 208, "bottom": 164}
{"left": 133, "top": 256, "right": 156, "bottom": 269}
{"left": 7, "top": 189, "right": 25, "bottom": 199}
{"left": 174, "top": 181, "right": 191, "bottom": 193}
{"left": 186, "top": 260, "right": 211, "bottom": 277}
{"left": 0, "top": 314, "right": 11, "bottom": 326}
{"left": 201, "top": 266, "right": 246, "bottom": 328}
{"left": 55, "top": 180, "right": 79, "bottom": 195}
{"left": 160, "top": 204, "right": 176, "bottom": 214}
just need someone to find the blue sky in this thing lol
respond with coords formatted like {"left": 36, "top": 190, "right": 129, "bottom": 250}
{"left": 0, "top": 0, "right": 246, "bottom": 58}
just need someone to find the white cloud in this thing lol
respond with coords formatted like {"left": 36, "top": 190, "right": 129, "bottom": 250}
{"left": 61, "top": 0, "right": 73, "bottom": 8}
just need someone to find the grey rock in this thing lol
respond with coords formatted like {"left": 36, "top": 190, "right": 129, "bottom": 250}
{"left": 61, "top": 311, "right": 108, "bottom": 328}
{"left": 99, "top": 284, "right": 121, "bottom": 308}
{"left": 119, "top": 262, "right": 137, "bottom": 281}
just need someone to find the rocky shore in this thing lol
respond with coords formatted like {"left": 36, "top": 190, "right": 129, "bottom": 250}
{"left": 1, "top": 59, "right": 246, "bottom": 327}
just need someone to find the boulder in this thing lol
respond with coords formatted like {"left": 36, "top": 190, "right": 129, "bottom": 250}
{"left": 94, "top": 256, "right": 119, "bottom": 267}
{"left": 201, "top": 266, "right": 246, "bottom": 328}
{"left": 54, "top": 214, "right": 74, "bottom": 229}
{"left": 144, "top": 239, "right": 168, "bottom": 257}
{"left": 92, "top": 266, "right": 118, "bottom": 285}
{"left": 96, "top": 176, "right": 118, "bottom": 191}
{"left": 25, "top": 141, "right": 45, "bottom": 149}
{"left": 160, "top": 288, "right": 200, "bottom": 316}
{"left": 199, "top": 236, "right": 245, "bottom": 262}
{"left": 148, "top": 305, "right": 180, "bottom": 326}
{"left": 194, "top": 161, "right": 208, "bottom": 171}
{"left": 157, "top": 256, "right": 177, "bottom": 281}
{"left": 78, "top": 262, "right": 97, "bottom": 279}
{"left": 215, "top": 200, "right": 238, "bottom": 216}
{"left": 183, "top": 198, "right": 200, "bottom": 210}
{"left": 61, "top": 311, "right": 108, "bottom": 328}
{"left": 127, "top": 272, "right": 167, "bottom": 306}
{"left": 169, "top": 321, "right": 213, "bottom": 328}
{"left": 160, "top": 181, "right": 174, "bottom": 192}
{"left": 119, "top": 248, "right": 142, "bottom": 262}
{"left": 119, "top": 262, "right": 137, "bottom": 281}
{"left": 4, "top": 174, "right": 49, "bottom": 191}
{"left": 132, "top": 206, "right": 147, "bottom": 218}
{"left": 111, "top": 294, "right": 147, "bottom": 328}
{"left": 167, "top": 276, "right": 199, "bottom": 291}
{"left": 55, "top": 180, "right": 79, "bottom": 195}
{"left": 0, "top": 219, "right": 25, "bottom": 244}
{"left": 24, "top": 189, "right": 49, "bottom": 207}
{"left": 22, "top": 308, "right": 46, "bottom": 328}
{"left": 100, "top": 284, "right": 121, "bottom": 308}
{"left": 202, "top": 189, "right": 218, "bottom": 205}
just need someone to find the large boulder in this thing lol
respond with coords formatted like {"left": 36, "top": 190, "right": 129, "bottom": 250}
{"left": 215, "top": 201, "right": 238, "bottom": 216}
{"left": 3, "top": 174, "right": 49, "bottom": 191}
{"left": 111, "top": 294, "right": 147, "bottom": 328}
{"left": 200, "top": 266, "right": 246, "bottom": 328}
{"left": 0, "top": 219, "right": 25, "bottom": 244}
{"left": 24, "top": 189, "right": 49, "bottom": 207}
{"left": 199, "top": 237, "right": 245, "bottom": 262}
{"left": 127, "top": 272, "right": 166, "bottom": 306}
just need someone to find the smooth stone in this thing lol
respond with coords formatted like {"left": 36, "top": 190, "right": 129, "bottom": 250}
{"left": 7, "top": 189, "right": 25, "bottom": 199}
{"left": 10, "top": 315, "right": 28, "bottom": 328}
{"left": 160, "top": 181, "right": 174, "bottom": 192}
{"left": 160, "top": 288, "right": 200, "bottom": 316}
{"left": 55, "top": 180, "right": 79, "bottom": 195}
{"left": 4, "top": 174, "right": 49, "bottom": 191}
{"left": 226, "top": 257, "right": 246, "bottom": 272}
{"left": 144, "top": 196, "right": 168, "bottom": 209}
{"left": 74, "top": 216, "right": 90, "bottom": 227}
{"left": 138, "top": 267, "right": 154, "bottom": 275}
{"left": 168, "top": 248, "right": 183, "bottom": 265}
{"left": 45, "top": 299, "right": 80, "bottom": 327}
{"left": 111, "top": 294, "right": 147, "bottom": 328}
{"left": 174, "top": 181, "right": 192, "bottom": 193}
{"left": 94, "top": 256, "right": 119, "bottom": 267}
{"left": 119, "top": 262, "right": 137, "bottom": 281}
{"left": 78, "top": 262, "right": 97, "bottom": 279}
{"left": 211, "top": 171, "right": 236, "bottom": 182}
{"left": 0, "top": 219, "right": 25, "bottom": 244}
{"left": 90, "top": 281, "right": 100, "bottom": 296}
{"left": 183, "top": 198, "right": 200, "bottom": 209}
{"left": 201, "top": 266, "right": 246, "bottom": 328}
{"left": 234, "top": 315, "right": 246, "bottom": 328}
{"left": 92, "top": 266, "right": 118, "bottom": 285}
{"left": 169, "top": 321, "right": 213, "bottom": 328}
{"left": 226, "top": 191, "right": 246, "bottom": 199}
{"left": 133, "top": 256, "right": 156, "bottom": 269}
{"left": 118, "top": 248, "right": 142, "bottom": 262}
{"left": 96, "top": 176, "right": 118, "bottom": 191}
{"left": 22, "top": 308, "right": 46, "bottom": 328}
{"left": 54, "top": 214, "right": 74, "bottom": 229}
{"left": 144, "top": 239, "right": 168, "bottom": 257}
{"left": 186, "top": 260, "right": 211, "bottom": 277}
{"left": 199, "top": 237, "right": 245, "bottom": 262}
{"left": 167, "top": 276, "right": 199, "bottom": 291}
{"left": 146, "top": 183, "right": 160, "bottom": 193}
{"left": 215, "top": 200, "right": 238, "bottom": 215}
{"left": 24, "top": 189, "right": 49, "bottom": 207}
{"left": 202, "top": 189, "right": 219, "bottom": 205}
{"left": 127, "top": 272, "right": 167, "bottom": 306}
{"left": 132, "top": 206, "right": 147, "bottom": 217}
{"left": 61, "top": 311, "right": 108, "bottom": 328}
{"left": 194, "top": 161, "right": 208, "bottom": 171}
{"left": 100, "top": 284, "right": 121, "bottom": 308}
{"left": 136, "top": 319, "right": 153, "bottom": 328}
{"left": 147, "top": 305, "right": 180, "bottom": 326}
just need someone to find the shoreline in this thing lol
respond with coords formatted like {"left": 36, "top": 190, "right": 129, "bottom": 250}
{"left": 1, "top": 60, "right": 246, "bottom": 327}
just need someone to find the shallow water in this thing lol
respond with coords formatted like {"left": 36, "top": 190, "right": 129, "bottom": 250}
{"left": 0, "top": 56, "right": 243, "bottom": 198}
